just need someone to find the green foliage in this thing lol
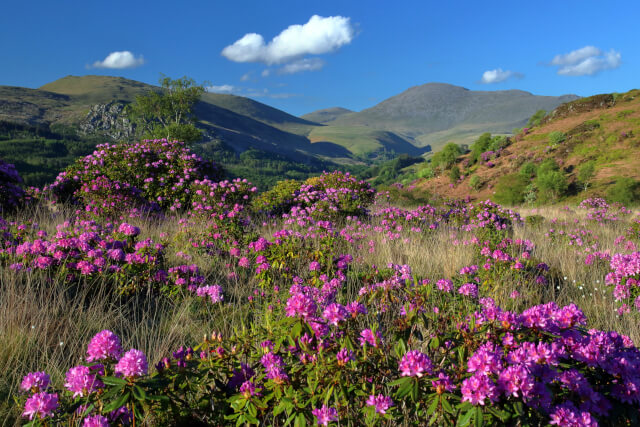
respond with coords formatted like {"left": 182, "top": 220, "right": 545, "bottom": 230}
{"left": 535, "top": 170, "right": 568, "bottom": 202}
{"left": 127, "top": 76, "right": 205, "bottom": 143}
{"left": 431, "top": 143, "right": 461, "bottom": 171}
{"left": 448, "top": 165, "right": 460, "bottom": 183}
{"left": 469, "top": 133, "right": 510, "bottom": 165}
{"left": 193, "top": 141, "right": 329, "bottom": 191}
{"left": 252, "top": 179, "right": 303, "bottom": 216}
{"left": 0, "top": 121, "right": 99, "bottom": 186}
{"left": 526, "top": 109, "right": 547, "bottom": 127}
{"left": 607, "top": 177, "right": 640, "bottom": 206}
{"left": 469, "top": 175, "right": 482, "bottom": 191}
{"left": 536, "top": 159, "right": 560, "bottom": 176}
{"left": 548, "top": 131, "right": 566, "bottom": 146}
{"left": 492, "top": 174, "right": 529, "bottom": 205}
{"left": 518, "top": 162, "right": 537, "bottom": 180}
{"left": 417, "top": 165, "right": 435, "bottom": 179}
{"left": 577, "top": 161, "right": 596, "bottom": 191}
{"left": 358, "top": 154, "right": 424, "bottom": 186}
{"left": 525, "top": 214, "right": 545, "bottom": 227}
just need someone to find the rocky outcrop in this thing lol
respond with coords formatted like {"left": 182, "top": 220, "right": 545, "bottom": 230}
{"left": 78, "top": 102, "right": 135, "bottom": 140}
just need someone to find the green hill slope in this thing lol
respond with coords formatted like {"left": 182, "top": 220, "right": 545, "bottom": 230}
{"left": 326, "top": 83, "right": 578, "bottom": 152}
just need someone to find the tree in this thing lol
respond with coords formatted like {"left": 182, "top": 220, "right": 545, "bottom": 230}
{"left": 431, "top": 143, "right": 461, "bottom": 171}
{"left": 536, "top": 170, "right": 568, "bottom": 202}
{"left": 577, "top": 161, "right": 595, "bottom": 191}
{"left": 127, "top": 76, "right": 205, "bottom": 143}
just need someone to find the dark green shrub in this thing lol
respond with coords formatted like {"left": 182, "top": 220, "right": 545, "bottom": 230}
{"left": 525, "top": 214, "right": 545, "bottom": 227}
{"left": 252, "top": 179, "right": 303, "bottom": 216}
{"left": 519, "top": 162, "right": 537, "bottom": 180}
{"left": 448, "top": 165, "right": 460, "bottom": 183}
{"left": 607, "top": 177, "right": 640, "bottom": 206}
{"left": 431, "top": 143, "right": 461, "bottom": 170}
{"left": 536, "top": 170, "right": 568, "bottom": 202}
{"left": 492, "top": 174, "right": 528, "bottom": 205}
{"left": 469, "top": 175, "right": 482, "bottom": 191}
{"left": 548, "top": 131, "right": 566, "bottom": 145}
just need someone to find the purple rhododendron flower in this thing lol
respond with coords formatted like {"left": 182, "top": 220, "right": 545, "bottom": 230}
{"left": 22, "top": 392, "right": 58, "bottom": 420}
{"left": 86, "top": 330, "right": 122, "bottom": 362}
{"left": 115, "top": 349, "right": 148, "bottom": 378}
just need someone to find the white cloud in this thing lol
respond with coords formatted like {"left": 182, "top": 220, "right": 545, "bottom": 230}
{"left": 261, "top": 69, "right": 271, "bottom": 77}
{"left": 206, "top": 84, "right": 235, "bottom": 93}
{"left": 221, "top": 15, "right": 354, "bottom": 66}
{"left": 279, "top": 58, "right": 325, "bottom": 74}
{"left": 480, "top": 68, "right": 523, "bottom": 84}
{"left": 240, "top": 72, "right": 252, "bottom": 82}
{"left": 91, "top": 51, "right": 145, "bottom": 69}
{"left": 550, "top": 46, "right": 621, "bottom": 76}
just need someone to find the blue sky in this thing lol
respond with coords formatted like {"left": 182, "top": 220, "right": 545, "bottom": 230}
{"left": 1, "top": 0, "right": 638, "bottom": 116}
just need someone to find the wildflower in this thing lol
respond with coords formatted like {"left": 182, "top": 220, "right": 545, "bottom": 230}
{"left": 312, "top": 405, "right": 338, "bottom": 426}
{"left": 458, "top": 282, "right": 478, "bottom": 298}
{"left": 114, "top": 349, "right": 148, "bottom": 378}
{"left": 432, "top": 372, "right": 456, "bottom": 394}
{"left": 64, "top": 365, "right": 104, "bottom": 398}
{"left": 22, "top": 392, "right": 58, "bottom": 420}
{"left": 86, "top": 330, "right": 122, "bottom": 362}
{"left": 366, "top": 394, "right": 394, "bottom": 414}
{"left": 336, "top": 348, "right": 354, "bottom": 366}
{"left": 118, "top": 223, "right": 141, "bottom": 237}
{"left": 21, "top": 372, "right": 50, "bottom": 393}
{"left": 461, "top": 373, "right": 498, "bottom": 406}
{"left": 83, "top": 414, "right": 109, "bottom": 427}
{"left": 399, "top": 350, "right": 433, "bottom": 377}
{"left": 285, "top": 293, "right": 317, "bottom": 319}
{"left": 322, "top": 303, "right": 348, "bottom": 326}
{"left": 359, "top": 329, "right": 382, "bottom": 348}
{"left": 240, "top": 380, "right": 262, "bottom": 398}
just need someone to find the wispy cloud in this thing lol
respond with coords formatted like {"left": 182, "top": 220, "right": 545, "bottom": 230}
{"left": 240, "top": 72, "right": 252, "bottom": 82}
{"left": 480, "top": 68, "right": 523, "bottom": 84}
{"left": 550, "top": 46, "right": 621, "bottom": 76}
{"left": 91, "top": 51, "right": 145, "bottom": 69}
{"left": 279, "top": 58, "right": 325, "bottom": 74}
{"left": 206, "top": 84, "right": 297, "bottom": 99}
{"left": 206, "top": 84, "right": 235, "bottom": 93}
{"left": 221, "top": 15, "right": 353, "bottom": 74}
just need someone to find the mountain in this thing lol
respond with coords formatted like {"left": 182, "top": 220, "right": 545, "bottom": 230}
{"left": 318, "top": 83, "right": 579, "bottom": 151}
{"left": 301, "top": 107, "right": 353, "bottom": 124}
{"left": 410, "top": 89, "right": 640, "bottom": 203}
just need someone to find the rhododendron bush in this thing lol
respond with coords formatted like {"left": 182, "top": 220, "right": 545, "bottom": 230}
{"left": 46, "top": 139, "right": 223, "bottom": 216}
{"left": 6, "top": 139, "right": 640, "bottom": 425}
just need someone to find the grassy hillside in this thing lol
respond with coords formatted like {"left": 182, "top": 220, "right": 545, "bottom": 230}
{"left": 410, "top": 89, "right": 640, "bottom": 204}
{"left": 326, "top": 83, "right": 578, "bottom": 152}
{"left": 308, "top": 125, "right": 429, "bottom": 159}
{"left": 300, "top": 107, "right": 353, "bottom": 124}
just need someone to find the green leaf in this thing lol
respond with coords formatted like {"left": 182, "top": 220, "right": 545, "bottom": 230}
{"left": 441, "top": 396, "right": 453, "bottom": 414}
{"left": 132, "top": 385, "right": 147, "bottom": 401}
{"left": 101, "top": 376, "right": 128, "bottom": 386}
{"left": 426, "top": 395, "right": 439, "bottom": 416}
{"left": 458, "top": 408, "right": 474, "bottom": 427}
{"left": 102, "top": 392, "right": 130, "bottom": 413}
{"left": 474, "top": 406, "right": 483, "bottom": 427}
{"left": 295, "top": 413, "right": 307, "bottom": 427}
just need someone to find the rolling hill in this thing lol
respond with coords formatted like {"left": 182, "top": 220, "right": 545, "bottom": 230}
{"left": 309, "top": 83, "right": 578, "bottom": 152}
